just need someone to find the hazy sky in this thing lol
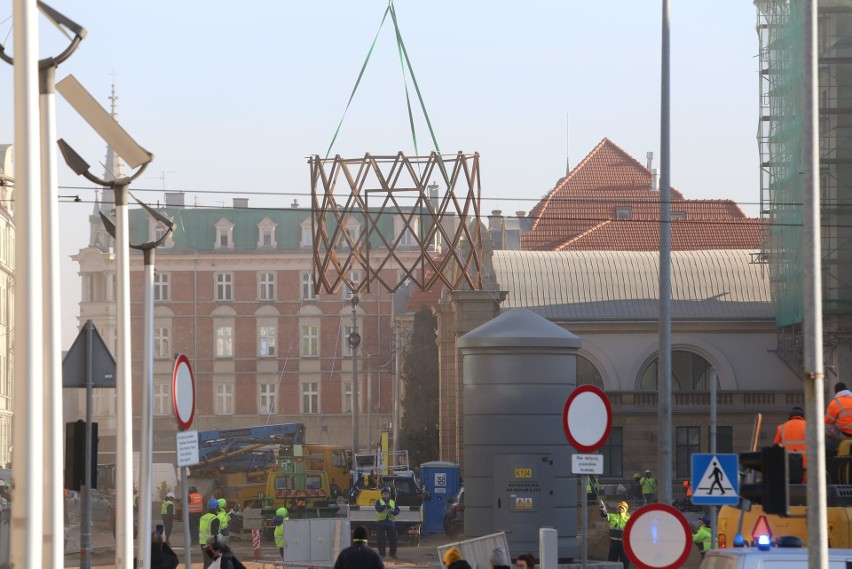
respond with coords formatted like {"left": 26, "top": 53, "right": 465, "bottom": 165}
{"left": 0, "top": 1, "right": 760, "bottom": 348}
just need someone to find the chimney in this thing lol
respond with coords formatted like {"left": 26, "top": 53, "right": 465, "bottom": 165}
{"left": 233, "top": 198, "right": 249, "bottom": 209}
{"left": 646, "top": 151, "right": 654, "bottom": 170}
{"left": 291, "top": 199, "right": 299, "bottom": 209}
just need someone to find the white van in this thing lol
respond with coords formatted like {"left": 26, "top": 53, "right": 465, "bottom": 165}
{"left": 700, "top": 547, "right": 852, "bottom": 569}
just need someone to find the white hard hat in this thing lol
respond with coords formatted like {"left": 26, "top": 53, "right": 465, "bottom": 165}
{"left": 0, "top": 480, "right": 7, "bottom": 488}
{"left": 166, "top": 492, "right": 175, "bottom": 499}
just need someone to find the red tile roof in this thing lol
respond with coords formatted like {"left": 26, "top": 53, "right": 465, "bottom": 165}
{"left": 523, "top": 138, "right": 755, "bottom": 251}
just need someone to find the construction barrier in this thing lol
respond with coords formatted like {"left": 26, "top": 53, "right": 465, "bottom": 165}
{"left": 282, "top": 518, "right": 349, "bottom": 566}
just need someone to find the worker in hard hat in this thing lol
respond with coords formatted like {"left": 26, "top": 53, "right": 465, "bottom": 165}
{"left": 161, "top": 491, "right": 176, "bottom": 543}
{"left": 600, "top": 500, "right": 631, "bottom": 569}
{"left": 639, "top": 469, "right": 656, "bottom": 504}
{"left": 693, "top": 515, "right": 712, "bottom": 557}
{"left": 217, "top": 497, "right": 231, "bottom": 544}
{"left": 199, "top": 498, "right": 222, "bottom": 569}
{"left": 187, "top": 485, "right": 203, "bottom": 545}
{"left": 374, "top": 486, "right": 400, "bottom": 559}
{"left": 276, "top": 505, "right": 289, "bottom": 520}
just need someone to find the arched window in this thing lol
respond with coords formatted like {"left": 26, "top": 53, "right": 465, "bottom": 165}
{"left": 638, "top": 350, "right": 715, "bottom": 391}
{"left": 577, "top": 355, "right": 604, "bottom": 388}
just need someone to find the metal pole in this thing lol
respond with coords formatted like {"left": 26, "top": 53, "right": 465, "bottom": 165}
{"left": 803, "top": 1, "right": 828, "bottom": 567}
{"left": 581, "top": 474, "right": 587, "bottom": 569}
{"left": 114, "top": 181, "right": 133, "bottom": 569}
{"left": 137, "top": 248, "right": 156, "bottom": 569}
{"left": 83, "top": 322, "right": 95, "bottom": 569}
{"left": 10, "top": 1, "right": 44, "bottom": 567}
{"left": 181, "top": 466, "right": 191, "bottom": 568}
{"left": 393, "top": 320, "right": 400, "bottom": 454}
{"left": 352, "top": 301, "right": 360, "bottom": 454}
{"left": 710, "top": 369, "right": 717, "bottom": 549}
{"left": 367, "top": 354, "right": 372, "bottom": 449}
{"left": 38, "top": 60, "right": 64, "bottom": 569}
{"left": 657, "top": 0, "right": 673, "bottom": 506}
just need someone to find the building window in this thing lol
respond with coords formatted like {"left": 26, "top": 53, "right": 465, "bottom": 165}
{"left": 600, "top": 427, "right": 623, "bottom": 477}
{"left": 259, "top": 326, "right": 277, "bottom": 357}
{"left": 342, "top": 381, "right": 353, "bottom": 414}
{"left": 0, "top": 278, "right": 6, "bottom": 324}
{"left": 257, "top": 218, "right": 278, "bottom": 248}
{"left": 301, "top": 381, "right": 319, "bottom": 414}
{"left": 301, "top": 271, "right": 316, "bottom": 300}
{"left": 639, "top": 350, "right": 715, "bottom": 391}
{"left": 300, "top": 219, "right": 313, "bottom": 248}
{"left": 615, "top": 206, "right": 632, "bottom": 220}
{"left": 676, "top": 426, "right": 701, "bottom": 478}
{"left": 154, "top": 223, "right": 167, "bottom": 242}
{"left": 395, "top": 215, "right": 419, "bottom": 247}
{"left": 153, "top": 273, "right": 170, "bottom": 302}
{"left": 259, "top": 272, "right": 276, "bottom": 301}
{"left": 154, "top": 327, "right": 171, "bottom": 359}
{"left": 216, "top": 326, "right": 234, "bottom": 357}
{"left": 216, "top": 273, "right": 233, "bottom": 301}
{"left": 577, "top": 356, "right": 604, "bottom": 388}
{"left": 343, "top": 271, "right": 361, "bottom": 301}
{"left": 215, "top": 383, "right": 234, "bottom": 415}
{"left": 154, "top": 384, "right": 170, "bottom": 416}
{"left": 214, "top": 218, "right": 234, "bottom": 249}
{"left": 709, "top": 426, "right": 733, "bottom": 454}
{"left": 301, "top": 325, "right": 319, "bottom": 357}
{"left": 93, "top": 388, "right": 115, "bottom": 416}
{"left": 259, "top": 383, "right": 277, "bottom": 415}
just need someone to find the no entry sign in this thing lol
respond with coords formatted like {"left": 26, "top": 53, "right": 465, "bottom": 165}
{"left": 562, "top": 385, "right": 612, "bottom": 452}
{"left": 172, "top": 353, "right": 196, "bottom": 431}
{"left": 624, "top": 504, "right": 692, "bottom": 569}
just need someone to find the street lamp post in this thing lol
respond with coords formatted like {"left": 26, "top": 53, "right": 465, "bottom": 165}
{"left": 57, "top": 139, "right": 151, "bottom": 569}
{"left": 349, "top": 296, "right": 361, "bottom": 456}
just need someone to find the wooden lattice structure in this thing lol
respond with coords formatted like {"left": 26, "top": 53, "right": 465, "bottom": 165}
{"left": 310, "top": 151, "right": 482, "bottom": 294}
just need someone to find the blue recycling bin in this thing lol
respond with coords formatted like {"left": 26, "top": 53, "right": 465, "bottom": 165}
{"left": 420, "top": 461, "right": 461, "bottom": 534}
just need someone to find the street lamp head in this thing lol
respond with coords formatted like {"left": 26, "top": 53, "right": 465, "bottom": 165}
{"left": 351, "top": 295, "right": 360, "bottom": 308}
{"left": 348, "top": 331, "right": 361, "bottom": 349}
{"left": 57, "top": 138, "right": 90, "bottom": 176}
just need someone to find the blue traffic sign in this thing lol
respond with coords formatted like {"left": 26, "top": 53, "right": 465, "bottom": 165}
{"left": 691, "top": 453, "right": 739, "bottom": 505}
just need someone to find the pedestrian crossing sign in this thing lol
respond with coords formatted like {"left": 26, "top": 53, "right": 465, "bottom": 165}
{"left": 691, "top": 453, "right": 739, "bottom": 505}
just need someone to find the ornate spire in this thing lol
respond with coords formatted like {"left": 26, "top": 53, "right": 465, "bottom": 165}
{"left": 102, "top": 75, "right": 125, "bottom": 186}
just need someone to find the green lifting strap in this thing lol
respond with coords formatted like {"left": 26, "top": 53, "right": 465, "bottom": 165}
{"left": 324, "top": 1, "right": 449, "bottom": 185}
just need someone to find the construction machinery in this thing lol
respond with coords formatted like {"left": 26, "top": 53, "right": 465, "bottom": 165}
{"left": 347, "top": 440, "right": 423, "bottom": 542}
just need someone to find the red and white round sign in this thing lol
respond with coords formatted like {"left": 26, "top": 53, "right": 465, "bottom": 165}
{"left": 172, "top": 353, "right": 195, "bottom": 431}
{"left": 624, "top": 504, "right": 692, "bottom": 569}
{"left": 562, "top": 385, "right": 612, "bottom": 452}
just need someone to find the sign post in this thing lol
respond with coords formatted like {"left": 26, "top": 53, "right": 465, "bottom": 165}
{"left": 563, "top": 385, "right": 612, "bottom": 569}
{"left": 172, "top": 354, "right": 197, "bottom": 569}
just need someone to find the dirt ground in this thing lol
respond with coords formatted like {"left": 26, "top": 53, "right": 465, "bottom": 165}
{"left": 61, "top": 502, "right": 707, "bottom": 568}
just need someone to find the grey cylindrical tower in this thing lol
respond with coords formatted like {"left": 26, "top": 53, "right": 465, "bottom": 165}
{"left": 458, "top": 308, "right": 581, "bottom": 560}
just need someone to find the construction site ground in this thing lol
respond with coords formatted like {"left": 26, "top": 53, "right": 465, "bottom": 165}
{"left": 61, "top": 499, "right": 708, "bottom": 568}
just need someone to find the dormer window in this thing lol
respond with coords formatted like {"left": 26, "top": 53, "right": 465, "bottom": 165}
{"left": 215, "top": 218, "right": 234, "bottom": 249}
{"left": 149, "top": 218, "right": 174, "bottom": 248}
{"left": 257, "top": 217, "right": 278, "bottom": 248}
{"left": 345, "top": 220, "right": 361, "bottom": 246}
{"left": 394, "top": 215, "right": 419, "bottom": 247}
{"left": 615, "top": 206, "right": 633, "bottom": 220}
{"left": 300, "top": 218, "right": 313, "bottom": 248}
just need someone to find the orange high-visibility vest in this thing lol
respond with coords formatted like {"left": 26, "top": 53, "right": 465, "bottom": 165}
{"left": 188, "top": 492, "right": 203, "bottom": 514}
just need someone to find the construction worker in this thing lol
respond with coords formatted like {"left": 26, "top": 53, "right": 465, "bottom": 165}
{"left": 187, "top": 485, "right": 203, "bottom": 545}
{"left": 682, "top": 480, "right": 692, "bottom": 499}
{"left": 374, "top": 486, "right": 400, "bottom": 559}
{"left": 199, "top": 498, "right": 221, "bottom": 569}
{"left": 600, "top": 501, "right": 631, "bottom": 569}
{"left": 639, "top": 470, "right": 656, "bottom": 504}
{"left": 273, "top": 515, "right": 285, "bottom": 558}
{"left": 775, "top": 405, "right": 807, "bottom": 475}
{"left": 0, "top": 479, "right": 9, "bottom": 511}
{"left": 334, "top": 525, "right": 384, "bottom": 569}
{"left": 161, "top": 492, "right": 176, "bottom": 543}
{"left": 826, "top": 382, "right": 852, "bottom": 436}
{"left": 585, "top": 476, "right": 599, "bottom": 504}
{"left": 158, "top": 480, "right": 169, "bottom": 501}
{"left": 217, "top": 497, "right": 231, "bottom": 543}
{"left": 692, "top": 515, "right": 712, "bottom": 556}
{"left": 276, "top": 505, "right": 289, "bottom": 520}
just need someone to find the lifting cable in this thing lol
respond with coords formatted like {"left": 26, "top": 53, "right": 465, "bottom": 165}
{"left": 323, "top": 1, "right": 449, "bottom": 184}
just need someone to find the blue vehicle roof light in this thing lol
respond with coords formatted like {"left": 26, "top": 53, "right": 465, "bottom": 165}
{"left": 733, "top": 534, "right": 746, "bottom": 548}
{"left": 756, "top": 534, "right": 772, "bottom": 550}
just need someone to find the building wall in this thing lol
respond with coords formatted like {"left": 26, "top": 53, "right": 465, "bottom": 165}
{"left": 70, "top": 221, "right": 420, "bottom": 463}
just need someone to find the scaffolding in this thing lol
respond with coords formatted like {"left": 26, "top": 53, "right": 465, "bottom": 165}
{"left": 757, "top": 1, "right": 852, "bottom": 373}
